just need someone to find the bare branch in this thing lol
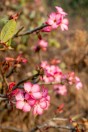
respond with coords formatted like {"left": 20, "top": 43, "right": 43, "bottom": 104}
{"left": 14, "top": 26, "right": 24, "bottom": 37}
{"left": 29, "top": 119, "right": 75, "bottom": 132}
{"left": 0, "top": 125, "right": 23, "bottom": 132}
{"left": 12, "top": 72, "right": 40, "bottom": 90}
{"left": 0, "top": 94, "right": 7, "bottom": 100}
{"left": 29, "top": 116, "right": 87, "bottom": 132}
{"left": 6, "top": 66, "right": 15, "bottom": 78}
{"left": 15, "top": 24, "right": 48, "bottom": 37}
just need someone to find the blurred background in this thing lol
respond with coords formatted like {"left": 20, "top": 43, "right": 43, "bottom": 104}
{"left": 0, "top": 0, "right": 88, "bottom": 132}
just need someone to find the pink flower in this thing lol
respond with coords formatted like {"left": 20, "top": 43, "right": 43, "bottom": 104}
{"left": 15, "top": 86, "right": 50, "bottom": 114}
{"left": 54, "top": 85, "right": 67, "bottom": 95}
{"left": 25, "top": 94, "right": 36, "bottom": 106}
{"left": 39, "top": 40, "right": 48, "bottom": 48}
{"left": 33, "top": 88, "right": 50, "bottom": 115}
{"left": 38, "top": 39, "right": 48, "bottom": 51}
{"left": 41, "top": 63, "right": 62, "bottom": 83}
{"left": 15, "top": 90, "right": 31, "bottom": 112}
{"left": 55, "top": 6, "right": 67, "bottom": 16}
{"left": 75, "top": 77, "right": 83, "bottom": 90}
{"left": 40, "top": 61, "right": 48, "bottom": 69}
{"left": 34, "top": 40, "right": 48, "bottom": 52}
{"left": 54, "top": 73, "right": 62, "bottom": 83}
{"left": 42, "top": 6, "right": 68, "bottom": 32}
{"left": 68, "top": 72, "right": 83, "bottom": 89}
{"left": 68, "top": 72, "right": 75, "bottom": 85}
{"left": 60, "top": 18, "right": 68, "bottom": 31}
{"left": 47, "top": 12, "right": 59, "bottom": 29}
{"left": 24, "top": 82, "right": 42, "bottom": 99}
{"left": 43, "top": 75, "right": 54, "bottom": 83}
{"left": 45, "top": 65, "right": 62, "bottom": 76}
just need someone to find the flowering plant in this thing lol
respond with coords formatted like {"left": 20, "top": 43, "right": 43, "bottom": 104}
{"left": 0, "top": 6, "right": 82, "bottom": 116}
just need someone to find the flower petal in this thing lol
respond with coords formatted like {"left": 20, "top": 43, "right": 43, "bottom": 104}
{"left": 32, "top": 92, "right": 42, "bottom": 99}
{"left": 15, "top": 91, "right": 24, "bottom": 101}
{"left": 33, "top": 106, "right": 37, "bottom": 115}
{"left": 37, "top": 105, "right": 43, "bottom": 115}
{"left": 16, "top": 100, "right": 24, "bottom": 109}
{"left": 40, "top": 101, "right": 47, "bottom": 109}
{"left": 28, "top": 99, "right": 36, "bottom": 106}
{"left": 23, "top": 102, "right": 31, "bottom": 112}
{"left": 32, "top": 84, "right": 40, "bottom": 92}
{"left": 25, "top": 93, "right": 30, "bottom": 100}
{"left": 24, "top": 82, "right": 32, "bottom": 92}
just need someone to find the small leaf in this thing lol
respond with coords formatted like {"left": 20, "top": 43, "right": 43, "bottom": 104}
{"left": 0, "top": 19, "right": 17, "bottom": 43}
{"left": 6, "top": 39, "right": 12, "bottom": 47}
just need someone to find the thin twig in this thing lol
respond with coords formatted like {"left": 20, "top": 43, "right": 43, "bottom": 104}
{"left": 14, "top": 26, "right": 24, "bottom": 37}
{"left": 0, "top": 125, "right": 23, "bottom": 132}
{"left": 6, "top": 66, "right": 15, "bottom": 78}
{"left": 29, "top": 116, "right": 87, "bottom": 132}
{"left": 29, "top": 120, "right": 75, "bottom": 132}
{"left": 12, "top": 72, "right": 40, "bottom": 90}
{"left": 0, "top": 67, "right": 8, "bottom": 87}
{"left": 13, "top": 80, "right": 62, "bottom": 90}
{"left": 15, "top": 24, "right": 48, "bottom": 37}
{"left": 0, "top": 94, "right": 7, "bottom": 99}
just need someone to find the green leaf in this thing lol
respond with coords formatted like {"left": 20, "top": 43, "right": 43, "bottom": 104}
{"left": 6, "top": 39, "right": 12, "bottom": 47}
{"left": 0, "top": 19, "right": 17, "bottom": 43}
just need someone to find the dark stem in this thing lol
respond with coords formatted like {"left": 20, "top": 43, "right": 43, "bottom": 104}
{"left": 12, "top": 72, "right": 39, "bottom": 90}
{"left": 6, "top": 66, "right": 15, "bottom": 78}
{"left": 15, "top": 24, "right": 48, "bottom": 37}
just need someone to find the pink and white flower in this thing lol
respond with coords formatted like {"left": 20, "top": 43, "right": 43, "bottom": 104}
{"left": 38, "top": 39, "right": 48, "bottom": 51}
{"left": 42, "top": 6, "right": 68, "bottom": 32}
{"left": 33, "top": 88, "right": 50, "bottom": 115}
{"left": 41, "top": 62, "right": 63, "bottom": 83}
{"left": 47, "top": 12, "right": 60, "bottom": 29}
{"left": 60, "top": 18, "right": 68, "bottom": 31}
{"left": 55, "top": 6, "right": 67, "bottom": 16}
{"left": 75, "top": 77, "right": 83, "bottom": 90}
{"left": 15, "top": 90, "right": 31, "bottom": 112}
{"left": 24, "top": 82, "right": 42, "bottom": 99}
{"left": 54, "top": 84, "right": 67, "bottom": 95}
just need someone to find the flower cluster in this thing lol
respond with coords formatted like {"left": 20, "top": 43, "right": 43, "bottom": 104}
{"left": 15, "top": 82, "right": 50, "bottom": 115}
{"left": 42, "top": 6, "right": 68, "bottom": 32}
{"left": 34, "top": 6, "right": 68, "bottom": 52}
{"left": 41, "top": 61, "right": 62, "bottom": 83}
{"left": 40, "top": 61, "right": 82, "bottom": 95}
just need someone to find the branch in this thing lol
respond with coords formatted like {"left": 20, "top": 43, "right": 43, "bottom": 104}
{"left": 13, "top": 79, "right": 63, "bottom": 91}
{"left": 29, "top": 118, "right": 76, "bottom": 132}
{"left": 30, "top": 115, "right": 86, "bottom": 132}
{"left": 15, "top": 24, "right": 48, "bottom": 37}
{"left": 12, "top": 72, "right": 40, "bottom": 90}
{"left": 6, "top": 66, "right": 15, "bottom": 78}
{"left": 0, "top": 94, "right": 7, "bottom": 100}
{"left": 0, "top": 125, "right": 23, "bottom": 132}
{"left": 14, "top": 26, "right": 24, "bottom": 37}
